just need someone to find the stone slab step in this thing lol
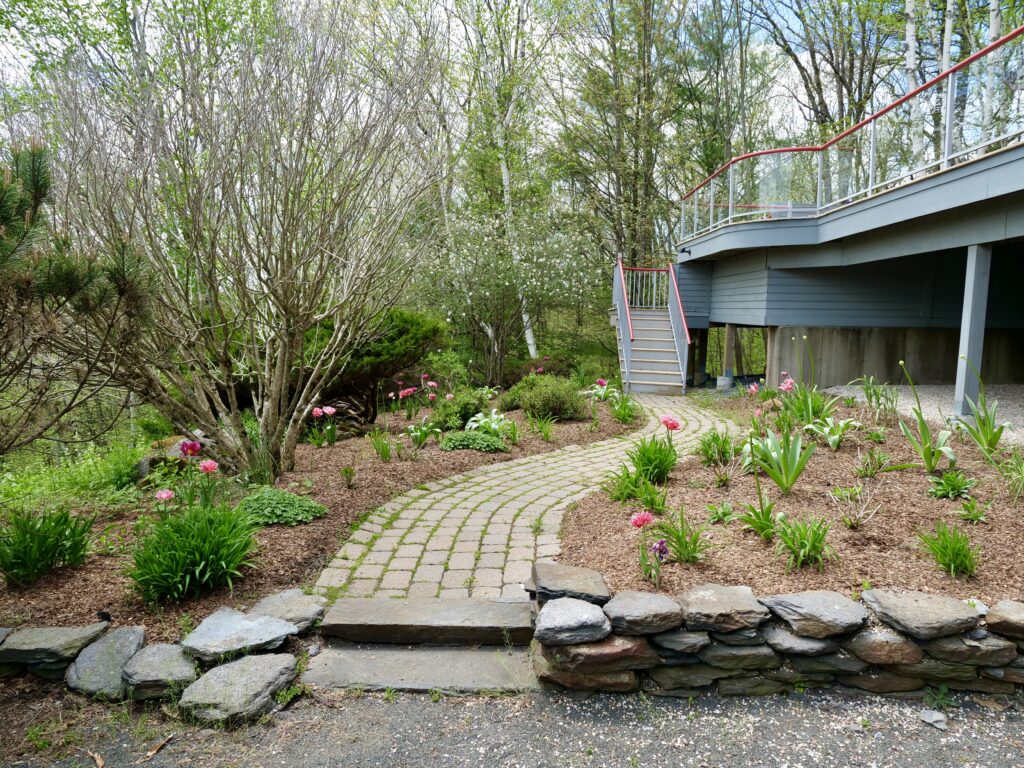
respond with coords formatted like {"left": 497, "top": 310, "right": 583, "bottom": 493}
{"left": 320, "top": 598, "right": 534, "bottom": 645}
{"left": 302, "top": 645, "right": 539, "bottom": 693}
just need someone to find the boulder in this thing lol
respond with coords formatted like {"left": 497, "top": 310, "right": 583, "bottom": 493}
{"left": 980, "top": 665, "right": 1024, "bottom": 685}
{"left": 648, "top": 663, "right": 743, "bottom": 689}
{"left": 986, "top": 600, "right": 1024, "bottom": 639}
{"left": 763, "top": 625, "right": 839, "bottom": 656}
{"left": 889, "top": 657, "right": 976, "bottom": 681}
{"left": 861, "top": 589, "right": 980, "bottom": 640}
{"left": 601, "top": 591, "right": 683, "bottom": 635}
{"left": 652, "top": 648, "right": 702, "bottom": 666}
{"left": 837, "top": 672, "right": 925, "bottom": 693}
{"left": 182, "top": 608, "right": 298, "bottom": 662}
{"left": 764, "top": 664, "right": 833, "bottom": 684}
{"left": 717, "top": 676, "right": 787, "bottom": 695}
{"left": 944, "top": 677, "right": 1016, "bottom": 694}
{"left": 842, "top": 626, "right": 923, "bottom": 665}
{"left": 65, "top": 627, "right": 145, "bottom": 700}
{"left": 533, "top": 654, "right": 637, "bottom": 692}
{"left": 531, "top": 562, "right": 610, "bottom": 606}
{"left": 921, "top": 633, "right": 1018, "bottom": 666}
{"left": 677, "top": 584, "right": 769, "bottom": 633}
{"left": 534, "top": 598, "right": 611, "bottom": 646}
{"left": 178, "top": 653, "right": 297, "bottom": 724}
{"left": 710, "top": 628, "right": 764, "bottom": 646}
{"left": 650, "top": 629, "right": 710, "bottom": 654}
{"left": 760, "top": 591, "right": 868, "bottom": 638}
{"left": 789, "top": 650, "right": 868, "bottom": 674}
{"left": 697, "top": 641, "right": 780, "bottom": 670}
{"left": 0, "top": 628, "right": 10, "bottom": 644}
{"left": 122, "top": 643, "right": 199, "bottom": 700}
{"left": 539, "top": 635, "right": 659, "bottom": 673}
{"left": 249, "top": 589, "right": 327, "bottom": 633}
{"left": 0, "top": 623, "right": 109, "bottom": 675}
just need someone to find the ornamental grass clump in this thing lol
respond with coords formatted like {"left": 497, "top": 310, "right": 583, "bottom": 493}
{"left": 918, "top": 521, "right": 979, "bottom": 578}
{"left": 654, "top": 508, "right": 712, "bottom": 564}
{"left": 0, "top": 509, "right": 95, "bottom": 587}
{"left": 628, "top": 432, "right": 677, "bottom": 485}
{"left": 129, "top": 503, "right": 256, "bottom": 603}
{"left": 696, "top": 428, "right": 735, "bottom": 466}
{"left": 774, "top": 515, "right": 835, "bottom": 571}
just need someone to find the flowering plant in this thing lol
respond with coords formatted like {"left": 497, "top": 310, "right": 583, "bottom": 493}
{"left": 748, "top": 383, "right": 759, "bottom": 396}
{"left": 630, "top": 510, "right": 655, "bottom": 528}
{"left": 587, "top": 377, "right": 620, "bottom": 402}
{"left": 307, "top": 404, "right": 338, "bottom": 447}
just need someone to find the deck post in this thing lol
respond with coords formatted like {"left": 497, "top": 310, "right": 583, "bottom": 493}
{"left": 953, "top": 244, "right": 992, "bottom": 417}
{"left": 723, "top": 323, "right": 737, "bottom": 379}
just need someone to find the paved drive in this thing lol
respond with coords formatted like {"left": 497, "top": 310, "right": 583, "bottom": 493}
{"left": 315, "top": 394, "right": 727, "bottom": 599}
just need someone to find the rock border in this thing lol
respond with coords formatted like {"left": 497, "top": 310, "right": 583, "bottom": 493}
{"left": 529, "top": 566, "right": 1024, "bottom": 697}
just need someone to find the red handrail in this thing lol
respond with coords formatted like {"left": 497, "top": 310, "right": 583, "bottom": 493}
{"left": 667, "top": 266, "right": 691, "bottom": 345}
{"left": 616, "top": 258, "right": 634, "bottom": 341}
{"left": 682, "top": 22, "right": 1024, "bottom": 202}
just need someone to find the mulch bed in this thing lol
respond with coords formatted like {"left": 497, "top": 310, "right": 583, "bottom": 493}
{"left": 0, "top": 401, "right": 633, "bottom": 643}
{"left": 561, "top": 397, "right": 1024, "bottom": 603}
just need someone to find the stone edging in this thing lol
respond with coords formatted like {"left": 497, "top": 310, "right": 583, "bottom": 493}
{"left": 529, "top": 562, "right": 1024, "bottom": 696}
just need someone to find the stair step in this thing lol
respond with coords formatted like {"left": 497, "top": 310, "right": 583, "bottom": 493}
{"left": 321, "top": 598, "right": 534, "bottom": 645}
{"left": 302, "top": 645, "right": 539, "bottom": 693}
{"left": 629, "top": 369, "right": 683, "bottom": 383}
{"left": 631, "top": 357, "right": 682, "bottom": 372}
{"left": 628, "top": 381, "right": 686, "bottom": 395}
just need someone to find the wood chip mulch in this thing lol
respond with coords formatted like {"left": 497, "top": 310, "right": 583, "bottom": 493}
{"left": 560, "top": 401, "right": 1024, "bottom": 603}
{"left": 0, "top": 401, "right": 634, "bottom": 642}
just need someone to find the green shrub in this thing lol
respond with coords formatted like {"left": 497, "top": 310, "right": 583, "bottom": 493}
{"left": 927, "top": 470, "right": 976, "bottom": 501}
{"left": 129, "top": 504, "right": 256, "bottom": 602}
{"left": 134, "top": 407, "right": 176, "bottom": 442}
{"left": 627, "top": 436, "right": 677, "bottom": 484}
{"left": 423, "top": 350, "right": 469, "bottom": 392}
{"left": 696, "top": 428, "right": 735, "bottom": 466}
{"left": 431, "top": 390, "right": 488, "bottom": 431}
{"left": 439, "top": 431, "right": 508, "bottom": 453}
{"left": 236, "top": 486, "right": 327, "bottom": 526}
{"left": 500, "top": 374, "right": 541, "bottom": 411}
{"left": 918, "top": 521, "right": 979, "bottom": 578}
{"left": 515, "top": 376, "right": 586, "bottom": 421}
{"left": 654, "top": 508, "right": 711, "bottom": 564}
{"left": 774, "top": 516, "right": 835, "bottom": 571}
{"left": 0, "top": 509, "right": 95, "bottom": 587}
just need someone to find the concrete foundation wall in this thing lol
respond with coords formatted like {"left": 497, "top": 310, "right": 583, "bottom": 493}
{"left": 765, "top": 326, "right": 1024, "bottom": 389}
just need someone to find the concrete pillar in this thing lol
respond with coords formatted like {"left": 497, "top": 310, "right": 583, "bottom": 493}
{"left": 953, "top": 244, "right": 992, "bottom": 417}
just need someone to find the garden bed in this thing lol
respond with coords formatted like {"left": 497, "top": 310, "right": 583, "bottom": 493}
{"left": 560, "top": 398, "right": 1024, "bottom": 604}
{"left": 0, "top": 401, "right": 635, "bottom": 641}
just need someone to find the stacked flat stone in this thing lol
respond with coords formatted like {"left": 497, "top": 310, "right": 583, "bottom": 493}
{"left": 529, "top": 566, "right": 1024, "bottom": 696}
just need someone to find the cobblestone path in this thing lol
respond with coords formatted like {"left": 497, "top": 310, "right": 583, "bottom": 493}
{"left": 315, "top": 393, "right": 728, "bottom": 600}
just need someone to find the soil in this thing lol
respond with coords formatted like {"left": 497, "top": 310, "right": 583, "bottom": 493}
{"left": 560, "top": 397, "right": 1024, "bottom": 603}
{"left": 0, "top": 401, "right": 634, "bottom": 642}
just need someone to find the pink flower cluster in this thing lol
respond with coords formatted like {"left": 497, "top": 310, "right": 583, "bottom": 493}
{"left": 596, "top": 378, "right": 607, "bottom": 387}
{"left": 398, "top": 387, "right": 417, "bottom": 399}
{"left": 660, "top": 415, "right": 680, "bottom": 431}
{"left": 779, "top": 377, "right": 796, "bottom": 393}
{"left": 312, "top": 405, "right": 337, "bottom": 418}
{"left": 630, "top": 510, "right": 655, "bottom": 528}
{"left": 199, "top": 459, "right": 219, "bottom": 474}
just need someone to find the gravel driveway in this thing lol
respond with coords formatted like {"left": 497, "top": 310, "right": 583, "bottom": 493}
{"left": 827, "top": 384, "right": 1024, "bottom": 446}
{"left": 13, "top": 689, "right": 1024, "bottom": 768}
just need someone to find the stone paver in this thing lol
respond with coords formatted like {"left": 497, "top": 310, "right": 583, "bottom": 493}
{"left": 315, "top": 394, "right": 727, "bottom": 599}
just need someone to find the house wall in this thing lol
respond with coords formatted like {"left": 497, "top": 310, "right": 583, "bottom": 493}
{"left": 675, "top": 262, "right": 712, "bottom": 329}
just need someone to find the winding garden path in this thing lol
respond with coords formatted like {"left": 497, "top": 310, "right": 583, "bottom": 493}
{"left": 315, "top": 393, "right": 730, "bottom": 600}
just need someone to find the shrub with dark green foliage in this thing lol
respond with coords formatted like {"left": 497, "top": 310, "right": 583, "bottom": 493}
{"left": 129, "top": 504, "right": 256, "bottom": 602}
{"left": 0, "top": 509, "right": 94, "bottom": 587}
{"left": 236, "top": 486, "right": 328, "bottom": 526}
{"left": 439, "top": 431, "right": 508, "bottom": 453}
{"left": 515, "top": 376, "right": 586, "bottom": 421}
{"left": 430, "top": 390, "right": 488, "bottom": 431}
{"left": 500, "top": 374, "right": 541, "bottom": 411}
{"left": 503, "top": 355, "right": 575, "bottom": 387}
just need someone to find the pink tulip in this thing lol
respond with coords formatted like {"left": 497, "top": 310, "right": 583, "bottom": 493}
{"left": 536, "top": 367, "right": 544, "bottom": 373}
{"left": 630, "top": 511, "right": 655, "bottom": 528}
{"left": 323, "top": 406, "right": 336, "bottom": 416}
{"left": 660, "top": 415, "right": 681, "bottom": 431}
{"left": 427, "top": 381, "right": 438, "bottom": 388}
{"left": 596, "top": 378, "right": 607, "bottom": 387}
{"left": 428, "top": 393, "right": 437, "bottom": 402}
{"left": 445, "top": 393, "right": 455, "bottom": 401}
{"left": 748, "top": 383, "right": 759, "bottom": 396}
{"left": 179, "top": 439, "right": 201, "bottom": 457}
{"left": 399, "top": 387, "right": 417, "bottom": 399}
{"left": 780, "top": 371, "right": 789, "bottom": 379}
{"left": 155, "top": 489, "right": 175, "bottom": 502}
{"left": 421, "top": 373, "right": 429, "bottom": 379}
{"left": 312, "top": 407, "right": 324, "bottom": 418}
{"left": 199, "top": 459, "right": 219, "bottom": 474}
{"left": 779, "top": 378, "right": 795, "bottom": 393}
{"left": 754, "top": 407, "right": 763, "bottom": 418}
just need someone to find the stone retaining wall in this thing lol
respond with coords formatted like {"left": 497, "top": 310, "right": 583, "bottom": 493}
{"left": 529, "top": 563, "right": 1024, "bottom": 696}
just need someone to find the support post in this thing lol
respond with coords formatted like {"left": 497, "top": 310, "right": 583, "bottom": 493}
{"left": 719, "top": 323, "right": 737, "bottom": 390}
{"left": 953, "top": 244, "right": 992, "bottom": 417}
{"left": 694, "top": 329, "right": 709, "bottom": 386}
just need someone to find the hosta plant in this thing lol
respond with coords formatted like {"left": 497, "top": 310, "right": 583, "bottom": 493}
{"left": 466, "top": 409, "right": 511, "bottom": 439}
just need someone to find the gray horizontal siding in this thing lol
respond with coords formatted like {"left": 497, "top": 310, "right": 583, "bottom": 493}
{"left": 676, "top": 262, "right": 711, "bottom": 329}
{"left": 709, "top": 253, "right": 769, "bottom": 326}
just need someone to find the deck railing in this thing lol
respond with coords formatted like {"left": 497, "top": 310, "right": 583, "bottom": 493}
{"left": 681, "top": 23, "right": 1024, "bottom": 242}
{"left": 612, "top": 258, "right": 634, "bottom": 383}
{"left": 614, "top": 264, "right": 690, "bottom": 390}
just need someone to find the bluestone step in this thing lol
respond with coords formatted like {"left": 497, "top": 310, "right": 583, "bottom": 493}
{"left": 320, "top": 598, "right": 534, "bottom": 645}
{"left": 302, "top": 645, "right": 539, "bottom": 693}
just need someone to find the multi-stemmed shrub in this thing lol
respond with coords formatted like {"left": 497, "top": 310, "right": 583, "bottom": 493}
{"left": 774, "top": 516, "right": 835, "bottom": 571}
{"left": 129, "top": 503, "right": 256, "bottom": 602}
{"left": 750, "top": 431, "right": 815, "bottom": 495}
{"left": 0, "top": 509, "right": 95, "bottom": 587}
{"left": 696, "top": 428, "right": 735, "bottom": 466}
{"left": 804, "top": 417, "right": 860, "bottom": 450}
{"left": 438, "top": 431, "right": 508, "bottom": 453}
{"left": 927, "top": 470, "right": 977, "bottom": 500}
{"left": 898, "top": 362, "right": 956, "bottom": 472}
{"left": 654, "top": 508, "right": 711, "bottom": 563}
{"left": 235, "top": 486, "right": 327, "bottom": 526}
{"left": 431, "top": 390, "right": 489, "bottom": 430}
{"left": 627, "top": 435, "right": 677, "bottom": 484}
{"left": 515, "top": 376, "right": 586, "bottom": 420}
{"left": 918, "top": 521, "right": 979, "bottom": 578}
